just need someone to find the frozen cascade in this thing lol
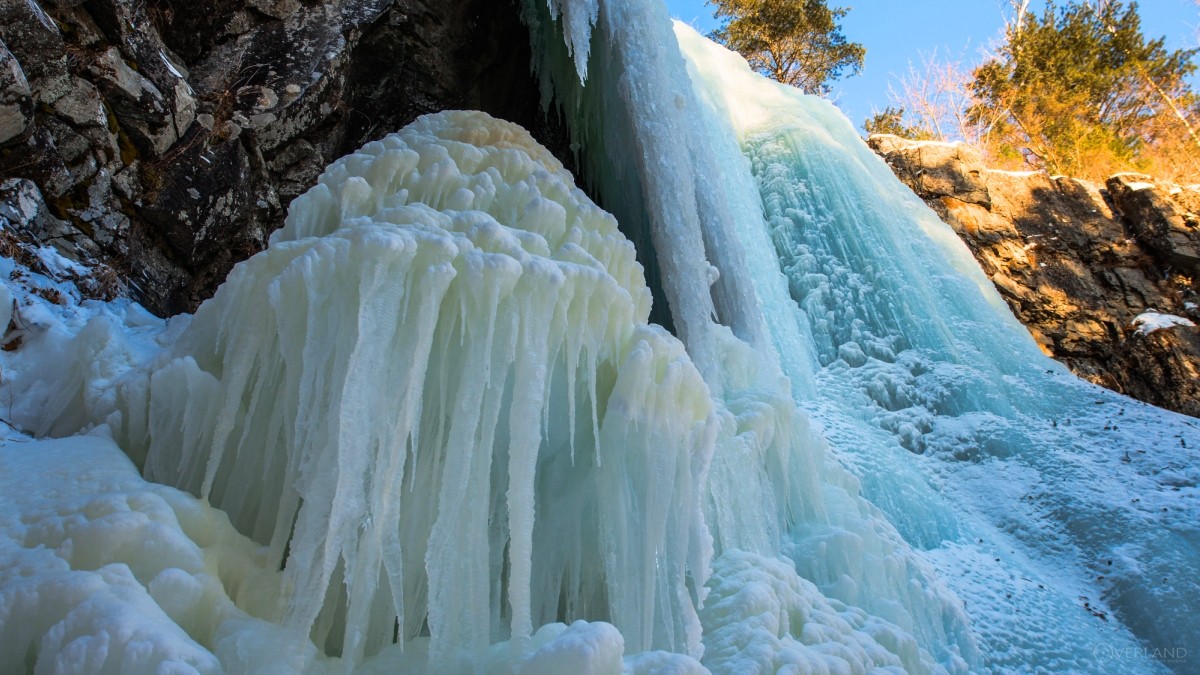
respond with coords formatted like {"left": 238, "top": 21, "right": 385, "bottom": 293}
{"left": 3, "top": 105, "right": 971, "bottom": 672}
{"left": 523, "top": 0, "right": 1199, "bottom": 668}
{"left": 522, "top": 0, "right": 798, "bottom": 381}
{"left": 2, "top": 0, "right": 1199, "bottom": 672}
{"left": 674, "top": 21, "right": 1200, "bottom": 673}
{"left": 524, "top": 0, "right": 983, "bottom": 671}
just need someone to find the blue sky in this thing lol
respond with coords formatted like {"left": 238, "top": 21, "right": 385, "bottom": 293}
{"left": 665, "top": 0, "right": 1200, "bottom": 131}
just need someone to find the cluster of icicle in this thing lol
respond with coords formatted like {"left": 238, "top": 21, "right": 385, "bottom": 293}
{"left": 87, "top": 103, "right": 968, "bottom": 672}
{"left": 112, "top": 111, "right": 717, "bottom": 665}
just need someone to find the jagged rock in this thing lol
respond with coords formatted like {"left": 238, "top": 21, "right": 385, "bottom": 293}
{"left": 0, "top": 0, "right": 71, "bottom": 103}
{"left": 0, "top": 0, "right": 570, "bottom": 314}
{"left": 0, "top": 178, "right": 56, "bottom": 234}
{"left": 0, "top": 40, "right": 33, "bottom": 144}
{"left": 84, "top": 0, "right": 196, "bottom": 145}
{"left": 66, "top": 166, "right": 129, "bottom": 247}
{"left": 267, "top": 137, "right": 324, "bottom": 204}
{"left": 1107, "top": 173, "right": 1200, "bottom": 271}
{"left": 869, "top": 135, "right": 990, "bottom": 207}
{"left": 871, "top": 135, "right": 1200, "bottom": 417}
{"left": 48, "top": 76, "right": 103, "bottom": 128}
{"left": 248, "top": 0, "right": 301, "bottom": 20}
{"left": 1121, "top": 327, "right": 1200, "bottom": 418}
{"left": 0, "top": 177, "right": 99, "bottom": 262}
{"left": 88, "top": 46, "right": 177, "bottom": 156}
{"left": 140, "top": 131, "right": 253, "bottom": 266}
{"left": 188, "top": 0, "right": 392, "bottom": 156}
{"left": 145, "top": 1, "right": 253, "bottom": 65}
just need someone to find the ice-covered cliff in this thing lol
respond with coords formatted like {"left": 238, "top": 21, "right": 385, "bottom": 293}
{"left": 1, "top": 1, "right": 1198, "bottom": 673}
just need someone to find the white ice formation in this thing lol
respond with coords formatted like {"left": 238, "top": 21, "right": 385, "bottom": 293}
{"left": 2, "top": 0, "right": 1199, "bottom": 673}
{"left": 1132, "top": 311, "right": 1196, "bottom": 336}
{"left": 0, "top": 434, "right": 296, "bottom": 674}
{"left": 114, "top": 110, "right": 720, "bottom": 667}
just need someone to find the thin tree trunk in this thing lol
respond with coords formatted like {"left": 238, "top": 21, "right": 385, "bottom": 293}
{"left": 1143, "top": 75, "right": 1200, "bottom": 154}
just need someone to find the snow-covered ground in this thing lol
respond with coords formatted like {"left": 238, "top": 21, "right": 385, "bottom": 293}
{"left": 1133, "top": 311, "right": 1195, "bottom": 336}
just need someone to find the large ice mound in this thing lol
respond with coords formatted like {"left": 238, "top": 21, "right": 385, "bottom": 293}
{"left": 1, "top": 109, "right": 977, "bottom": 673}
{"left": 110, "top": 110, "right": 717, "bottom": 665}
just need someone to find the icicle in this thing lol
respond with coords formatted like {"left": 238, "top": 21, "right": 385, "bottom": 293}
{"left": 544, "top": 0, "right": 600, "bottom": 82}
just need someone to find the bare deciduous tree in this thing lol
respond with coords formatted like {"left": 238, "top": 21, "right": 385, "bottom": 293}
{"left": 887, "top": 50, "right": 978, "bottom": 143}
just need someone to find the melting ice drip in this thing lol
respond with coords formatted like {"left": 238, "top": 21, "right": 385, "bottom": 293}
{"left": 3, "top": 0, "right": 1200, "bottom": 673}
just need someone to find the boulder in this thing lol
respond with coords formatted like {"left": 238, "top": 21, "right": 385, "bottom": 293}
{"left": 0, "top": 0, "right": 71, "bottom": 103}
{"left": 1106, "top": 173, "right": 1200, "bottom": 271}
{"left": 88, "top": 46, "right": 177, "bottom": 156}
{"left": 1120, "top": 325, "right": 1200, "bottom": 419}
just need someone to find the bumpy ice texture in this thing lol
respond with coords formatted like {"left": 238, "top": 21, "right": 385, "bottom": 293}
{"left": 111, "top": 110, "right": 717, "bottom": 666}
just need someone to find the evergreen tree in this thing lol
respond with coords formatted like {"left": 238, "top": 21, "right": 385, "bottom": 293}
{"left": 969, "top": 0, "right": 1199, "bottom": 179}
{"left": 708, "top": 0, "right": 865, "bottom": 96}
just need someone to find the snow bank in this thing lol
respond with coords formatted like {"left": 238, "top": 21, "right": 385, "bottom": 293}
{"left": 0, "top": 433, "right": 298, "bottom": 674}
{"left": 1132, "top": 311, "right": 1195, "bottom": 335}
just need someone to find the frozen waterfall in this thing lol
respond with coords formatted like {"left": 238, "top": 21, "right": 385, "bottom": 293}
{"left": 1, "top": 0, "right": 1198, "bottom": 673}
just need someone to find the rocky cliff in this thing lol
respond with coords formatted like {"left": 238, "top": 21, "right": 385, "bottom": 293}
{"left": 0, "top": 0, "right": 566, "bottom": 315}
{"left": 6, "top": 0, "right": 1198, "bottom": 419}
{"left": 870, "top": 134, "right": 1200, "bottom": 417}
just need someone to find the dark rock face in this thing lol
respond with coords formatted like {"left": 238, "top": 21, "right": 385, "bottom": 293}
{"left": 0, "top": 0, "right": 567, "bottom": 315}
{"left": 0, "top": 41, "right": 34, "bottom": 144}
{"left": 1107, "top": 173, "right": 1200, "bottom": 271}
{"left": 870, "top": 134, "right": 1200, "bottom": 417}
